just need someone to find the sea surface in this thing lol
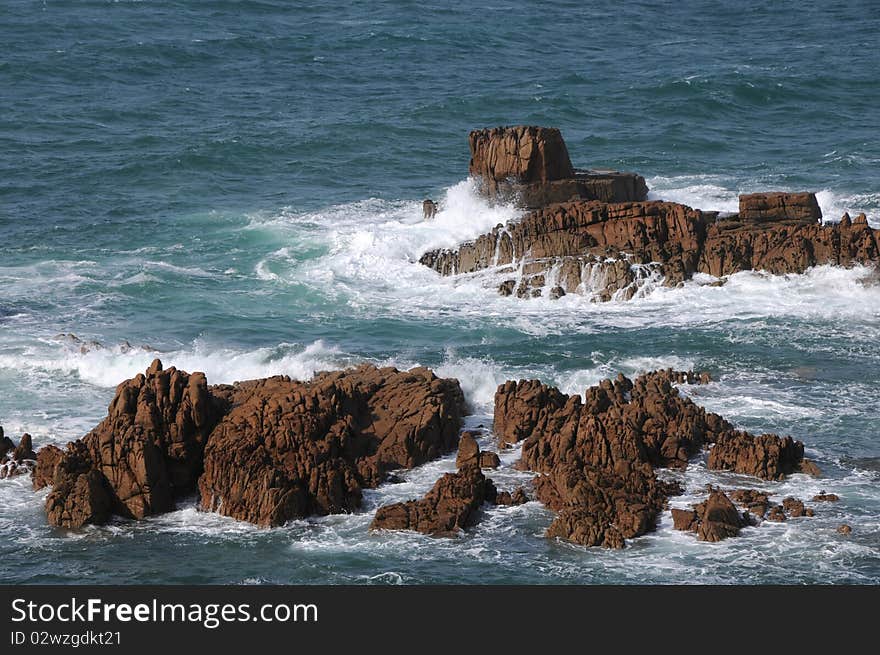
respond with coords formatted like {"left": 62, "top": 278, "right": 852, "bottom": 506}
{"left": 1, "top": 0, "right": 879, "bottom": 584}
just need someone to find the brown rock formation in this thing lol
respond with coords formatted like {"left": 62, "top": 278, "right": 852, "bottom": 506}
{"left": 535, "top": 462, "right": 679, "bottom": 548}
{"left": 707, "top": 433, "right": 816, "bottom": 480}
{"left": 728, "top": 488, "right": 771, "bottom": 518}
{"left": 495, "top": 487, "right": 528, "bottom": 506}
{"left": 36, "top": 361, "right": 466, "bottom": 529}
{"left": 370, "top": 466, "right": 497, "bottom": 536}
{"left": 0, "top": 431, "right": 37, "bottom": 479}
{"left": 467, "top": 126, "right": 647, "bottom": 208}
{"left": 837, "top": 524, "right": 852, "bottom": 535}
{"left": 671, "top": 490, "right": 749, "bottom": 542}
{"left": 33, "top": 445, "right": 65, "bottom": 490}
{"left": 198, "top": 365, "right": 465, "bottom": 527}
{"left": 421, "top": 128, "right": 878, "bottom": 301}
{"left": 813, "top": 492, "right": 840, "bottom": 502}
{"left": 738, "top": 192, "right": 821, "bottom": 223}
{"left": 497, "top": 370, "right": 724, "bottom": 472}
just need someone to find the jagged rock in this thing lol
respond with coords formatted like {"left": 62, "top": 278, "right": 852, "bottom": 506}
{"left": 497, "top": 370, "right": 725, "bottom": 471}
{"left": 199, "top": 365, "right": 465, "bottom": 527}
{"left": 738, "top": 192, "right": 822, "bottom": 223}
{"left": 370, "top": 466, "right": 497, "bottom": 536}
{"left": 0, "top": 432, "right": 38, "bottom": 480}
{"left": 707, "top": 433, "right": 814, "bottom": 480}
{"left": 837, "top": 524, "right": 852, "bottom": 535}
{"left": 535, "top": 462, "right": 679, "bottom": 548}
{"left": 479, "top": 451, "right": 501, "bottom": 469}
{"left": 728, "top": 488, "right": 771, "bottom": 518}
{"left": 495, "top": 487, "right": 528, "bottom": 506}
{"left": 812, "top": 492, "right": 840, "bottom": 502}
{"left": 45, "top": 469, "right": 112, "bottom": 529}
{"left": 549, "top": 285, "right": 565, "bottom": 299}
{"left": 671, "top": 490, "right": 748, "bottom": 542}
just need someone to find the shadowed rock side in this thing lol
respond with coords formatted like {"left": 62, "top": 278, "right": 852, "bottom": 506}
{"left": 423, "top": 126, "right": 878, "bottom": 301}
{"left": 199, "top": 365, "right": 465, "bottom": 527}
{"left": 468, "top": 126, "right": 647, "bottom": 209}
{"left": 493, "top": 370, "right": 818, "bottom": 548}
{"left": 33, "top": 361, "right": 466, "bottom": 529}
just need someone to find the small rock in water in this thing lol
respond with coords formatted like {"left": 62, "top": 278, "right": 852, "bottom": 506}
{"left": 837, "top": 524, "right": 852, "bottom": 535}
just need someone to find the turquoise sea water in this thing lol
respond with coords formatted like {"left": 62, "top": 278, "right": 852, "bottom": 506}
{"left": 1, "top": 0, "right": 879, "bottom": 584}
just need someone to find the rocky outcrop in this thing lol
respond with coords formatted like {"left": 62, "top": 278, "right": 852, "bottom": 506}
{"left": 0, "top": 429, "right": 37, "bottom": 480}
{"left": 455, "top": 432, "right": 501, "bottom": 469}
{"left": 707, "top": 433, "right": 817, "bottom": 480}
{"left": 422, "top": 127, "right": 878, "bottom": 302}
{"left": 35, "top": 361, "right": 466, "bottom": 529}
{"left": 370, "top": 466, "right": 497, "bottom": 536}
{"left": 813, "top": 492, "right": 840, "bottom": 502}
{"left": 198, "top": 365, "right": 465, "bottom": 527}
{"left": 728, "top": 488, "right": 771, "bottom": 518}
{"left": 671, "top": 490, "right": 749, "bottom": 542}
{"left": 493, "top": 370, "right": 819, "bottom": 547}
{"left": 468, "top": 126, "right": 647, "bottom": 208}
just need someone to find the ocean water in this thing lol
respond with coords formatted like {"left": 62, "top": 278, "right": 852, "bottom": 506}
{"left": 1, "top": 0, "right": 879, "bottom": 584}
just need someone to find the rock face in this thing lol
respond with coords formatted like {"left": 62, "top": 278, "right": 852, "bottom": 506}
{"left": 707, "top": 433, "right": 817, "bottom": 480}
{"left": 198, "top": 365, "right": 465, "bottom": 527}
{"left": 370, "top": 466, "right": 497, "bottom": 536}
{"left": 422, "top": 126, "right": 879, "bottom": 302}
{"left": 468, "top": 126, "right": 647, "bottom": 208}
{"left": 738, "top": 192, "right": 822, "bottom": 223}
{"left": 35, "top": 361, "right": 466, "bottom": 529}
{"left": 671, "top": 490, "right": 748, "bottom": 542}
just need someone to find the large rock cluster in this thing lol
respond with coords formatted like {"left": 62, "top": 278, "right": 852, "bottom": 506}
{"left": 493, "top": 370, "right": 818, "bottom": 548}
{"left": 422, "top": 126, "right": 878, "bottom": 301}
{"left": 30, "top": 361, "right": 466, "bottom": 529}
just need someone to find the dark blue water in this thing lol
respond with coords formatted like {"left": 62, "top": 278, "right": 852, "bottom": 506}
{"left": 1, "top": 0, "right": 878, "bottom": 584}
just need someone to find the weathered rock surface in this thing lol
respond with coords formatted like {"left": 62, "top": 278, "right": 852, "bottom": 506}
{"left": 671, "top": 490, "right": 749, "bottom": 542}
{"left": 199, "top": 365, "right": 466, "bottom": 527}
{"left": 535, "top": 462, "right": 679, "bottom": 548}
{"left": 812, "top": 492, "right": 840, "bottom": 502}
{"left": 35, "top": 361, "right": 466, "bottom": 529}
{"left": 468, "top": 126, "right": 647, "bottom": 208}
{"left": 422, "top": 126, "right": 879, "bottom": 302}
{"left": 738, "top": 192, "right": 822, "bottom": 223}
{"left": 370, "top": 466, "right": 497, "bottom": 536}
{"left": 497, "top": 370, "right": 724, "bottom": 471}
{"left": 707, "top": 433, "right": 816, "bottom": 480}
{"left": 493, "top": 369, "right": 819, "bottom": 547}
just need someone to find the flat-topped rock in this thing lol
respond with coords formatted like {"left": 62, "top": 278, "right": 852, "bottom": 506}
{"left": 738, "top": 192, "right": 822, "bottom": 223}
{"left": 467, "top": 126, "right": 647, "bottom": 208}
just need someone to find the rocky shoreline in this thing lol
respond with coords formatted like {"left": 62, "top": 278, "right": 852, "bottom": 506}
{"left": 2, "top": 360, "right": 845, "bottom": 549}
{"left": 420, "top": 126, "right": 878, "bottom": 301}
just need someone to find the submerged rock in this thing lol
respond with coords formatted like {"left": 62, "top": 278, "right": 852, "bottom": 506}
{"left": 0, "top": 430, "right": 38, "bottom": 480}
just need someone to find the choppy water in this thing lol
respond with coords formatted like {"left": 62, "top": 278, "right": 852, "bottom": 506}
{"left": 1, "top": 0, "right": 878, "bottom": 584}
